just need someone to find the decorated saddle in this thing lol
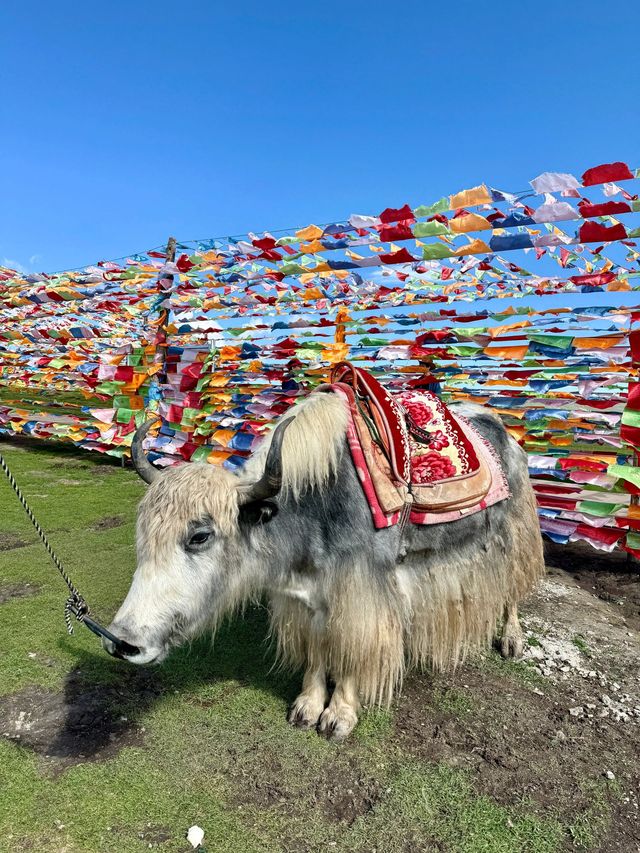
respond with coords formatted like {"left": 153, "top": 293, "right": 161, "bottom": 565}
{"left": 319, "top": 362, "right": 510, "bottom": 529}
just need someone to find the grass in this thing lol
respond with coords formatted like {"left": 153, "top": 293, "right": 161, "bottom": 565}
{"left": 572, "top": 635, "right": 593, "bottom": 658}
{"left": 430, "top": 687, "right": 473, "bottom": 715}
{"left": 0, "top": 441, "right": 621, "bottom": 852}
{"left": 567, "top": 780, "right": 620, "bottom": 849}
{"left": 479, "top": 648, "right": 545, "bottom": 688}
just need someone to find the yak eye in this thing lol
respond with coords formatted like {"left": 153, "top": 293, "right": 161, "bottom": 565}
{"left": 186, "top": 530, "right": 213, "bottom": 551}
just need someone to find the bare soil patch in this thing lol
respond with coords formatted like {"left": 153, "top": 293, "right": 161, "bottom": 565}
{"left": 315, "top": 761, "right": 382, "bottom": 825}
{"left": 0, "top": 582, "right": 40, "bottom": 604}
{"left": 90, "top": 515, "right": 126, "bottom": 531}
{"left": 0, "top": 532, "right": 31, "bottom": 551}
{"left": 230, "top": 742, "right": 382, "bottom": 825}
{"left": 0, "top": 668, "right": 164, "bottom": 772}
{"left": 51, "top": 460, "right": 120, "bottom": 476}
{"left": 545, "top": 541, "right": 640, "bottom": 631}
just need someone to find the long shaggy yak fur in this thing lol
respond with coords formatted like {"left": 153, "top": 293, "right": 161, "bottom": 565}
{"left": 242, "top": 392, "right": 544, "bottom": 707}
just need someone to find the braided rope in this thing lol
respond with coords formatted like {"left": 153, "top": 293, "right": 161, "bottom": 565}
{"left": 0, "top": 451, "right": 89, "bottom": 633}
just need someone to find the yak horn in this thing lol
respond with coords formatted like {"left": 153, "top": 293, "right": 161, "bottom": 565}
{"left": 130, "top": 418, "right": 161, "bottom": 484}
{"left": 238, "top": 417, "right": 294, "bottom": 504}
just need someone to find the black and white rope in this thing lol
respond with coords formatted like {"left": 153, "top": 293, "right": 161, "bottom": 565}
{"left": 0, "top": 452, "right": 89, "bottom": 633}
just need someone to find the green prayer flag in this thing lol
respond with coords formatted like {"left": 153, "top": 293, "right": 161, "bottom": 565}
{"left": 622, "top": 409, "right": 640, "bottom": 428}
{"left": 422, "top": 243, "right": 451, "bottom": 260}
{"left": 414, "top": 198, "right": 448, "bottom": 217}
{"left": 577, "top": 500, "right": 621, "bottom": 518}
{"left": 116, "top": 407, "right": 134, "bottom": 424}
{"left": 607, "top": 463, "right": 640, "bottom": 489}
{"left": 413, "top": 220, "right": 450, "bottom": 238}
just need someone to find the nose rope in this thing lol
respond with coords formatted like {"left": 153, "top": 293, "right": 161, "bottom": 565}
{"left": 0, "top": 451, "right": 139, "bottom": 655}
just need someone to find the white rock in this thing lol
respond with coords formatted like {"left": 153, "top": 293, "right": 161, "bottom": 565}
{"left": 187, "top": 825, "right": 205, "bottom": 848}
{"left": 569, "top": 706, "right": 584, "bottom": 717}
{"left": 605, "top": 770, "right": 615, "bottom": 781}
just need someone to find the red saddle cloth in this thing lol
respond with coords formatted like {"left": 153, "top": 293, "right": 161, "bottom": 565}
{"left": 321, "top": 363, "right": 510, "bottom": 529}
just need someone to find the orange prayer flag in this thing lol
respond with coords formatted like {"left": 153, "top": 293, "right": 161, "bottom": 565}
{"left": 607, "top": 279, "right": 631, "bottom": 291}
{"left": 295, "top": 224, "right": 323, "bottom": 241}
{"left": 573, "top": 335, "right": 624, "bottom": 350}
{"left": 483, "top": 344, "right": 529, "bottom": 360}
{"left": 453, "top": 238, "right": 491, "bottom": 256}
{"left": 218, "top": 346, "right": 241, "bottom": 363}
{"left": 449, "top": 213, "right": 492, "bottom": 234}
{"left": 321, "top": 343, "right": 350, "bottom": 364}
{"left": 300, "top": 239, "right": 324, "bottom": 254}
{"left": 302, "top": 287, "right": 324, "bottom": 300}
{"left": 449, "top": 184, "right": 492, "bottom": 208}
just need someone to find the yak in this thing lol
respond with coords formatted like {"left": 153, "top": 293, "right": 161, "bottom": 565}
{"left": 103, "top": 389, "right": 544, "bottom": 740}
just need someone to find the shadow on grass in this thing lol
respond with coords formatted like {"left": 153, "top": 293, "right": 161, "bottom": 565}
{"left": 43, "top": 606, "right": 300, "bottom": 765}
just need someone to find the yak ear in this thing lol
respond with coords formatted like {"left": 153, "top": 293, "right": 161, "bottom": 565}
{"left": 238, "top": 499, "right": 279, "bottom": 527}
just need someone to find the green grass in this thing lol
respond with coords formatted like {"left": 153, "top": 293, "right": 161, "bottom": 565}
{"left": 344, "top": 764, "right": 564, "bottom": 853}
{"left": 572, "top": 635, "right": 593, "bottom": 658}
{"left": 479, "top": 648, "right": 545, "bottom": 688}
{"left": 567, "top": 780, "right": 620, "bottom": 849}
{"left": 430, "top": 687, "right": 473, "bottom": 715}
{"left": 0, "top": 441, "right": 620, "bottom": 852}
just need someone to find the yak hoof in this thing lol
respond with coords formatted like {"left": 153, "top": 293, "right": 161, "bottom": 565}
{"left": 500, "top": 627, "right": 524, "bottom": 659}
{"left": 288, "top": 694, "right": 326, "bottom": 730}
{"left": 317, "top": 704, "right": 358, "bottom": 741}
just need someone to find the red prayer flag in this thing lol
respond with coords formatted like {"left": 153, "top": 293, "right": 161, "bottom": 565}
{"left": 176, "top": 254, "right": 195, "bottom": 272}
{"left": 569, "top": 272, "right": 616, "bottom": 287}
{"left": 627, "top": 382, "right": 640, "bottom": 410}
{"left": 252, "top": 237, "right": 277, "bottom": 250}
{"left": 379, "top": 204, "right": 415, "bottom": 224}
{"left": 378, "top": 223, "right": 414, "bottom": 242}
{"left": 380, "top": 248, "right": 416, "bottom": 265}
{"left": 575, "top": 524, "right": 624, "bottom": 546}
{"left": 578, "top": 221, "right": 627, "bottom": 243}
{"left": 581, "top": 161, "right": 634, "bottom": 186}
{"left": 114, "top": 366, "right": 134, "bottom": 382}
{"left": 578, "top": 200, "right": 631, "bottom": 218}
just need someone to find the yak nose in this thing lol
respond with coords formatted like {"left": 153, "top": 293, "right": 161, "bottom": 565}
{"left": 102, "top": 635, "right": 116, "bottom": 656}
{"left": 102, "top": 623, "right": 142, "bottom": 659}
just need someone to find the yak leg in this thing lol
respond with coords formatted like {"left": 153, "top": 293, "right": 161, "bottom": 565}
{"left": 318, "top": 675, "right": 360, "bottom": 741}
{"left": 500, "top": 600, "right": 524, "bottom": 659}
{"left": 288, "top": 662, "right": 328, "bottom": 729}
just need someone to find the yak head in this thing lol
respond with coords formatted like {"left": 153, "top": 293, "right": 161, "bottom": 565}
{"left": 103, "top": 418, "right": 292, "bottom": 665}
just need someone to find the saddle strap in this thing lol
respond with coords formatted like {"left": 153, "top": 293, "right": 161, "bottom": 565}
{"left": 330, "top": 362, "right": 410, "bottom": 484}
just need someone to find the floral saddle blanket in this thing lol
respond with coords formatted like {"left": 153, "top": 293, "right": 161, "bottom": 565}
{"left": 318, "top": 362, "right": 509, "bottom": 529}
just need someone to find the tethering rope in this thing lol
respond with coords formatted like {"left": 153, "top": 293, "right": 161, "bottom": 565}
{"left": 0, "top": 451, "right": 89, "bottom": 633}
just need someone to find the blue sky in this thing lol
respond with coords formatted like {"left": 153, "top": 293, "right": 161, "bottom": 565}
{"left": 2, "top": 0, "right": 638, "bottom": 274}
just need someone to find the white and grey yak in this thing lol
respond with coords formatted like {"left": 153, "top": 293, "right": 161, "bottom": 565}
{"left": 104, "top": 391, "right": 544, "bottom": 739}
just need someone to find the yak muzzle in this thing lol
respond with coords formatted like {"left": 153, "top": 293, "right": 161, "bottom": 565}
{"left": 99, "top": 621, "right": 142, "bottom": 660}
